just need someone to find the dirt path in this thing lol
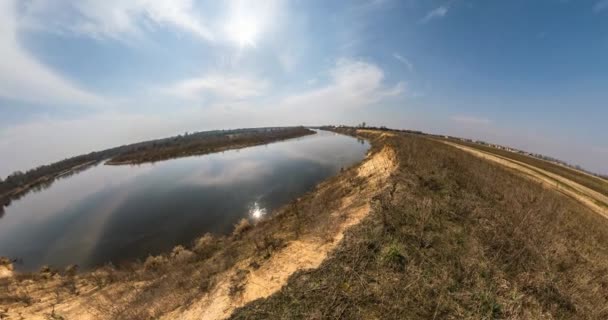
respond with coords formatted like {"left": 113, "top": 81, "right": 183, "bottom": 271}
{"left": 441, "top": 140, "right": 608, "bottom": 219}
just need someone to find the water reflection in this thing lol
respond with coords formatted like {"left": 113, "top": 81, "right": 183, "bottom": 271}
{"left": 0, "top": 162, "right": 100, "bottom": 220}
{"left": 249, "top": 202, "right": 267, "bottom": 220}
{"left": 0, "top": 130, "right": 369, "bottom": 271}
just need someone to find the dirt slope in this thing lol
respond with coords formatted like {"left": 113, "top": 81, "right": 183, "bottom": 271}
{"left": 161, "top": 143, "right": 397, "bottom": 320}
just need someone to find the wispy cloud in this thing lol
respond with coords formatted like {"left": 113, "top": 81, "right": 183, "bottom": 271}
{"left": 392, "top": 53, "right": 413, "bottom": 71}
{"left": 276, "top": 59, "right": 406, "bottom": 123}
{"left": 282, "top": 58, "right": 405, "bottom": 112}
{"left": 0, "top": 0, "right": 103, "bottom": 107}
{"left": 594, "top": 0, "right": 608, "bottom": 13}
{"left": 20, "top": 0, "right": 214, "bottom": 42}
{"left": 420, "top": 5, "right": 449, "bottom": 23}
{"left": 162, "top": 74, "right": 270, "bottom": 101}
{"left": 21, "top": 0, "right": 286, "bottom": 46}
{"left": 451, "top": 115, "right": 492, "bottom": 125}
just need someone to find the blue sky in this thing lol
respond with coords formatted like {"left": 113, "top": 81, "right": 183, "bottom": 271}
{"left": 0, "top": 0, "right": 607, "bottom": 176}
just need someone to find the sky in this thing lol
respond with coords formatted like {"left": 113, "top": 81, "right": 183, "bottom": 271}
{"left": 0, "top": 0, "right": 607, "bottom": 176}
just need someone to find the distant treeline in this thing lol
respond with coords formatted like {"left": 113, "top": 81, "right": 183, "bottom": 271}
{"left": 318, "top": 125, "right": 426, "bottom": 137}
{"left": 107, "top": 126, "right": 314, "bottom": 165}
{"left": 0, "top": 126, "right": 314, "bottom": 211}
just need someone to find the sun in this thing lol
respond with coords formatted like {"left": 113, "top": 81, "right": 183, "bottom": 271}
{"left": 225, "top": 15, "right": 259, "bottom": 47}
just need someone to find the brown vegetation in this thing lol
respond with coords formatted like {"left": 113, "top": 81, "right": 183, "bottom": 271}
{"left": 232, "top": 129, "right": 608, "bottom": 319}
{"left": 449, "top": 138, "right": 608, "bottom": 197}
{"left": 441, "top": 140, "right": 608, "bottom": 218}
{"left": 2, "top": 128, "right": 608, "bottom": 319}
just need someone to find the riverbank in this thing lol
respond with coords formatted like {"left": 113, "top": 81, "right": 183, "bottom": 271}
{"left": 106, "top": 127, "right": 315, "bottom": 165}
{"left": 0, "top": 129, "right": 392, "bottom": 319}
{"left": 0, "top": 160, "right": 98, "bottom": 211}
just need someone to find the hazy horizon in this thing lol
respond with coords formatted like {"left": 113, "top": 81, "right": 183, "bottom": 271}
{"left": 1, "top": 0, "right": 607, "bottom": 176}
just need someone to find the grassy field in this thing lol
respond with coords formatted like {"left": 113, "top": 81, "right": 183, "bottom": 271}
{"left": 447, "top": 139, "right": 608, "bottom": 197}
{"left": 3, "top": 129, "right": 608, "bottom": 319}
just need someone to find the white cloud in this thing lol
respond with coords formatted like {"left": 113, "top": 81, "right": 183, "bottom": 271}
{"left": 451, "top": 115, "right": 492, "bottom": 125}
{"left": 420, "top": 5, "right": 449, "bottom": 23}
{"left": 21, "top": 0, "right": 286, "bottom": 47}
{"left": 393, "top": 53, "right": 413, "bottom": 71}
{"left": 594, "top": 0, "right": 608, "bottom": 13}
{"left": 162, "top": 74, "right": 270, "bottom": 100}
{"left": 281, "top": 59, "right": 405, "bottom": 115}
{"left": 20, "top": 0, "right": 214, "bottom": 42}
{"left": 0, "top": 0, "right": 103, "bottom": 106}
{"left": 164, "top": 58, "right": 405, "bottom": 107}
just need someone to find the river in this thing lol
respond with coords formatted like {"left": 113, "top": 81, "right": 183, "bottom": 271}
{"left": 0, "top": 130, "right": 369, "bottom": 271}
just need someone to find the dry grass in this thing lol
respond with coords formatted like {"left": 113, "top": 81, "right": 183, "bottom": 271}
{"left": 450, "top": 139, "right": 608, "bottom": 197}
{"left": 231, "top": 130, "right": 608, "bottom": 319}
{"left": 232, "top": 218, "right": 252, "bottom": 238}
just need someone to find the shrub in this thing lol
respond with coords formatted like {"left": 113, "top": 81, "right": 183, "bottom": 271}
{"left": 233, "top": 218, "right": 252, "bottom": 238}
{"left": 170, "top": 245, "right": 195, "bottom": 263}
{"left": 143, "top": 255, "right": 167, "bottom": 270}
{"left": 193, "top": 233, "right": 214, "bottom": 253}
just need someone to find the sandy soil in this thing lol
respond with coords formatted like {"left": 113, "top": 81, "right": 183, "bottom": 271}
{"left": 442, "top": 141, "right": 608, "bottom": 219}
{"left": 162, "top": 141, "right": 397, "bottom": 320}
{"left": 0, "top": 265, "right": 13, "bottom": 279}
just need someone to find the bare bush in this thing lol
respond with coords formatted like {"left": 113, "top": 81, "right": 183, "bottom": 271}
{"left": 233, "top": 218, "right": 252, "bottom": 238}
{"left": 170, "top": 245, "right": 195, "bottom": 263}
{"left": 193, "top": 233, "right": 214, "bottom": 253}
{"left": 143, "top": 255, "right": 167, "bottom": 271}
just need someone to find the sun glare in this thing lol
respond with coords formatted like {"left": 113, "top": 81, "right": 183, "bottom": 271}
{"left": 249, "top": 201, "right": 267, "bottom": 219}
{"left": 226, "top": 16, "right": 259, "bottom": 47}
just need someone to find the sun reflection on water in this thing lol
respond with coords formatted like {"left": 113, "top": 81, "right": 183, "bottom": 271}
{"left": 249, "top": 201, "right": 267, "bottom": 220}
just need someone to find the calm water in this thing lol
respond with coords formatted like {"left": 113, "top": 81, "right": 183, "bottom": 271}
{"left": 0, "top": 130, "right": 369, "bottom": 271}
